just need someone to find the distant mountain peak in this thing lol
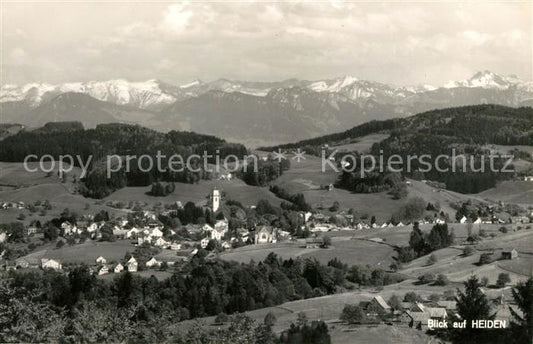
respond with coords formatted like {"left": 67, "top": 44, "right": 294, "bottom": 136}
{"left": 444, "top": 70, "right": 525, "bottom": 90}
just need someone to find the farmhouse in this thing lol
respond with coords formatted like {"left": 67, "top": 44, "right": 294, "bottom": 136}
{"left": 146, "top": 257, "right": 161, "bottom": 268}
{"left": 200, "top": 237, "right": 210, "bottom": 248}
{"left": 501, "top": 249, "right": 518, "bottom": 260}
{"left": 401, "top": 302, "right": 448, "bottom": 328}
{"left": 15, "top": 257, "right": 39, "bottom": 269}
{"left": 154, "top": 237, "right": 170, "bottom": 248}
{"left": 95, "top": 256, "right": 107, "bottom": 264}
{"left": 254, "top": 226, "right": 277, "bottom": 244}
{"left": 365, "top": 296, "right": 391, "bottom": 315}
{"left": 114, "top": 263, "right": 124, "bottom": 273}
{"left": 126, "top": 257, "right": 138, "bottom": 272}
{"left": 41, "top": 258, "right": 62, "bottom": 270}
{"left": 97, "top": 265, "right": 109, "bottom": 275}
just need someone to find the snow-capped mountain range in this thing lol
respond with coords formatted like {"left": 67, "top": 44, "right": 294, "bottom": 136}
{"left": 1, "top": 71, "right": 532, "bottom": 146}
{"left": 2, "top": 70, "right": 531, "bottom": 110}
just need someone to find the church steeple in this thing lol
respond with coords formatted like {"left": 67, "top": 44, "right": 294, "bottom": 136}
{"left": 212, "top": 187, "right": 220, "bottom": 212}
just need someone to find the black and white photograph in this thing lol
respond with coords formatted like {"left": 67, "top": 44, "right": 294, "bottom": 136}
{"left": 0, "top": 1, "right": 532, "bottom": 343}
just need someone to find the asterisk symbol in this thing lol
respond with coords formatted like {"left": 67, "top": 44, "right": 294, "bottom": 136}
{"left": 292, "top": 148, "right": 306, "bottom": 162}
{"left": 272, "top": 149, "right": 287, "bottom": 162}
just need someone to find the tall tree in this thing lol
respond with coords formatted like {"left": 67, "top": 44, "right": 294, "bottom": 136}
{"left": 509, "top": 278, "right": 533, "bottom": 343}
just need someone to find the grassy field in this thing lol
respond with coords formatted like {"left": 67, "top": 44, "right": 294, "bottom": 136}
{"left": 270, "top": 153, "right": 482, "bottom": 222}
{"left": 474, "top": 180, "right": 533, "bottom": 205}
{"left": 219, "top": 238, "right": 396, "bottom": 267}
{"left": 0, "top": 161, "right": 82, "bottom": 187}
{"left": 105, "top": 178, "right": 285, "bottom": 207}
{"left": 328, "top": 323, "right": 433, "bottom": 344}
{"left": 330, "top": 133, "right": 390, "bottom": 153}
{"left": 22, "top": 240, "right": 136, "bottom": 264}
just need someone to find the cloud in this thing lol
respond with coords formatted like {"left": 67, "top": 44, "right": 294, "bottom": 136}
{"left": 164, "top": 4, "right": 194, "bottom": 33}
{"left": 1, "top": 1, "right": 531, "bottom": 86}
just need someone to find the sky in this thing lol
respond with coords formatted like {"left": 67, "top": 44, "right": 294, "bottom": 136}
{"left": 1, "top": 0, "right": 531, "bottom": 87}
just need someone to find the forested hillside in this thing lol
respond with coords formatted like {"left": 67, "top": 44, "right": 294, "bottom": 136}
{"left": 265, "top": 105, "right": 533, "bottom": 194}
{"left": 0, "top": 123, "right": 247, "bottom": 198}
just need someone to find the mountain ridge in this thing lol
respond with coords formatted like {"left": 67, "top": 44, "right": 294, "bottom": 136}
{"left": 2, "top": 71, "right": 532, "bottom": 146}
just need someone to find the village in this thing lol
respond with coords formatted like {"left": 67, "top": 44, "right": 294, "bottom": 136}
{"left": 1, "top": 185, "right": 531, "bottom": 276}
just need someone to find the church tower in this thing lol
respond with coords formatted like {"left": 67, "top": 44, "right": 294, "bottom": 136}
{"left": 212, "top": 188, "right": 220, "bottom": 212}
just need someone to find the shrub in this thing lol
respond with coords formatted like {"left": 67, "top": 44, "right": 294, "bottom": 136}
{"left": 340, "top": 304, "right": 365, "bottom": 324}
{"left": 214, "top": 313, "right": 229, "bottom": 324}
{"left": 480, "top": 277, "right": 489, "bottom": 287}
{"left": 404, "top": 292, "right": 422, "bottom": 303}
{"left": 434, "top": 274, "right": 449, "bottom": 286}
{"left": 463, "top": 246, "right": 475, "bottom": 256}
{"left": 496, "top": 273, "right": 511, "bottom": 287}
{"left": 427, "top": 254, "right": 438, "bottom": 265}
{"left": 418, "top": 273, "right": 435, "bottom": 284}
{"left": 478, "top": 253, "right": 494, "bottom": 265}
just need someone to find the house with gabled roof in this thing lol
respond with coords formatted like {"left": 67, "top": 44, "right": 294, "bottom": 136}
{"left": 114, "top": 263, "right": 124, "bottom": 273}
{"left": 41, "top": 258, "right": 62, "bottom": 270}
{"left": 97, "top": 265, "right": 109, "bottom": 275}
{"left": 146, "top": 257, "right": 161, "bottom": 268}
{"left": 254, "top": 226, "right": 277, "bottom": 244}
{"left": 126, "top": 257, "right": 138, "bottom": 272}
{"left": 365, "top": 296, "right": 391, "bottom": 315}
{"left": 95, "top": 256, "right": 107, "bottom": 264}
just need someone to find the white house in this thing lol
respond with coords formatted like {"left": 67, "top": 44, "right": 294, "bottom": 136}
{"left": 254, "top": 226, "right": 277, "bottom": 244}
{"left": 460, "top": 216, "right": 468, "bottom": 224}
{"left": 126, "top": 257, "right": 138, "bottom": 272}
{"left": 473, "top": 217, "right": 482, "bottom": 224}
{"left": 97, "top": 265, "right": 109, "bottom": 275}
{"left": 200, "top": 237, "right": 210, "bottom": 248}
{"left": 202, "top": 224, "right": 214, "bottom": 233}
{"left": 126, "top": 227, "right": 141, "bottom": 238}
{"left": 0, "top": 233, "right": 7, "bottom": 244}
{"left": 114, "top": 263, "right": 124, "bottom": 273}
{"left": 137, "top": 236, "right": 151, "bottom": 245}
{"left": 95, "top": 256, "right": 107, "bottom": 264}
{"left": 146, "top": 257, "right": 161, "bottom": 268}
{"left": 41, "top": 258, "right": 62, "bottom": 270}
{"left": 87, "top": 222, "right": 99, "bottom": 233}
{"left": 170, "top": 242, "right": 182, "bottom": 250}
{"left": 149, "top": 227, "right": 164, "bottom": 239}
{"left": 61, "top": 221, "right": 78, "bottom": 235}
{"left": 154, "top": 237, "right": 169, "bottom": 248}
